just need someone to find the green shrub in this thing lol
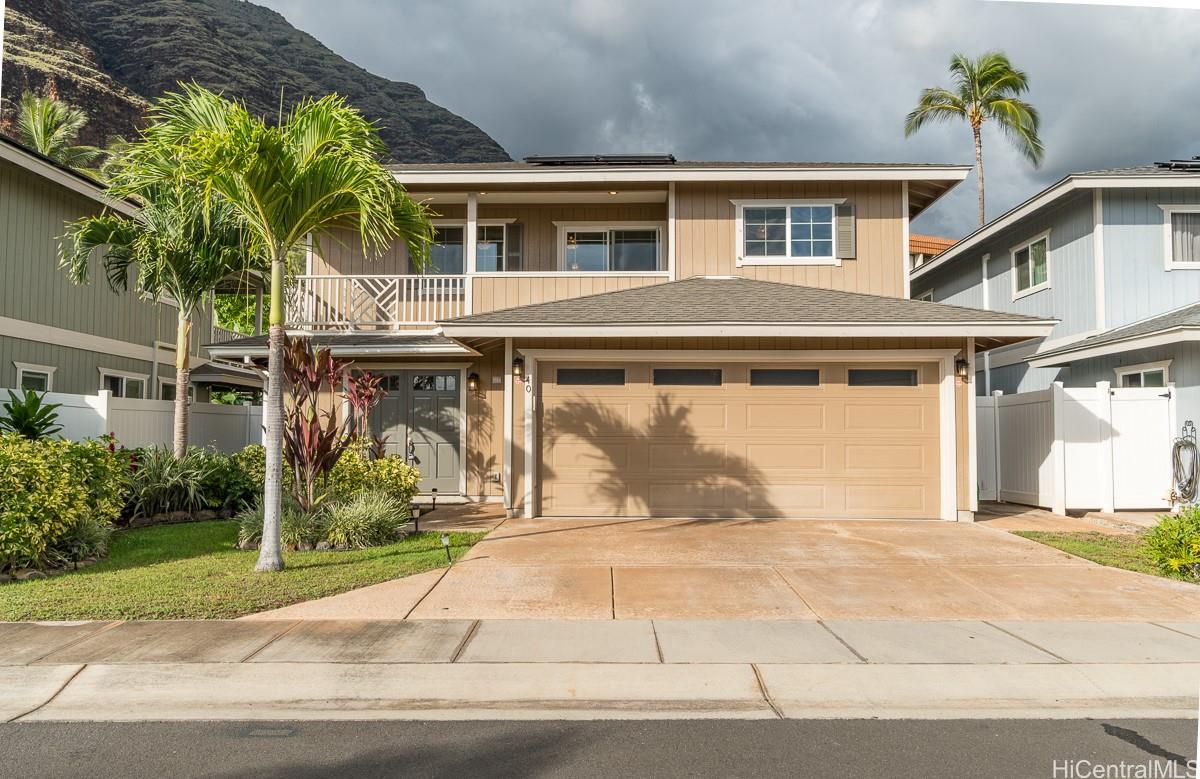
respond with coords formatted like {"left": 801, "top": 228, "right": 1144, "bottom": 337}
{"left": 47, "top": 514, "right": 114, "bottom": 568}
{"left": 0, "top": 389, "right": 63, "bottom": 440}
{"left": 328, "top": 448, "right": 420, "bottom": 505}
{"left": 0, "top": 435, "right": 127, "bottom": 572}
{"left": 232, "top": 443, "right": 290, "bottom": 498}
{"left": 196, "top": 449, "right": 257, "bottom": 511}
{"left": 1145, "top": 506, "right": 1200, "bottom": 581}
{"left": 323, "top": 491, "right": 408, "bottom": 549}
{"left": 127, "top": 447, "right": 213, "bottom": 517}
{"left": 236, "top": 498, "right": 324, "bottom": 551}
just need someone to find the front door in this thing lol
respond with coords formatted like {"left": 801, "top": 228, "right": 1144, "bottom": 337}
{"left": 370, "top": 370, "right": 462, "bottom": 495}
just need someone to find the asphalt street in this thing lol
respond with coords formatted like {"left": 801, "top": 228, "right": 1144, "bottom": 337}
{"left": 1, "top": 719, "right": 1196, "bottom": 778}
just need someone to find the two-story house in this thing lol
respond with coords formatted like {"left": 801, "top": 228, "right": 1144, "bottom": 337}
{"left": 910, "top": 160, "right": 1200, "bottom": 428}
{"left": 208, "top": 155, "right": 1052, "bottom": 521}
{"left": 0, "top": 135, "right": 260, "bottom": 402}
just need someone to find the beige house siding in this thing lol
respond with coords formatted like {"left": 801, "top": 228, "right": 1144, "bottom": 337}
{"left": 673, "top": 181, "right": 905, "bottom": 296}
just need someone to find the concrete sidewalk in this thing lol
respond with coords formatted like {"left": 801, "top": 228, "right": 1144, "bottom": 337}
{"left": 3, "top": 619, "right": 1200, "bottom": 721}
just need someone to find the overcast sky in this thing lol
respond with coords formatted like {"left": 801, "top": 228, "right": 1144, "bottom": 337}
{"left": 258, "top": 0, "right": 1200, "bottom": 237}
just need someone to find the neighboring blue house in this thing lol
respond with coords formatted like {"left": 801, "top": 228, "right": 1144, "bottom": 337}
{"left": 910, "top": 160, "right": 1200, "bottom": 426}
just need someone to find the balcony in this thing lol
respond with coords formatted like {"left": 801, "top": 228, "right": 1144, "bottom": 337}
{"left": 289, "top": 274, "right": 467, "bottom": 330}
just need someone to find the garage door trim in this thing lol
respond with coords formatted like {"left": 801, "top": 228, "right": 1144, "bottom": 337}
{"left": 519, "top": 349, "right": 959, "bottom": 521}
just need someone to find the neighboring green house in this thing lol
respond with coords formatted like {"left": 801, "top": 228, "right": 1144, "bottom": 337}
{"left": 0, "top": 136, "right": 258, "bottom": 400}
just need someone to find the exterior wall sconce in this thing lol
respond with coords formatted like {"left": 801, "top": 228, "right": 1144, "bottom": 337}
{"left": 467, "top": 372, "right": 480, "bottom": 391}
{"left": 512, "top": 357, "right": 525, "bottom": 379}
{"left": 955, "top": 358, "right": 970, "bottom": 381}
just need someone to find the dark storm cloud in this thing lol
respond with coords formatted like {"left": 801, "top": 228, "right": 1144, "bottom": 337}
{"left": 257, "top": 0, "right": 1200, "bottom": 236}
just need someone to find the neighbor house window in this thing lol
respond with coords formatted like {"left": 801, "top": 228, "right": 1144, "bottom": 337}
{"left": 557, "top": 224, "right": 662, "bottom": 272}
{"left": 914, "top": 289, "right": 934, "bottom": 302}
{"left": 429, "top": 222, "right": 519, "bottom": 273}
{"left": 100, "top": 370, "right": 147, "bottom": 399}
{"left": 1162, "top": 205, "right": 1200, "bottom": 269}
{"left": 737, "top": 201, "right": 838, "bottom": 263}
{"left": 159, "top": 380, "right": 195, "bottom": 402}
{"left": 1011, "top": 233, "right": 1050, "bottom": 296}
{"left": 14, "top": 362, "right": 55, "bottom": 392}
{"left": 1116, "top": 362, "right": 1169, "bottom": 388}
{"left": 475, "top": 224, "right": 506, "bottom": 272}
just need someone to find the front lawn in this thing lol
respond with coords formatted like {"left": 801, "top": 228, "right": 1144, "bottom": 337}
{"left": 0, "top": 521, "right": 484, "bottom": 620}
{"left": 1014, "top": 530, "right": 1164, "bottom": 578}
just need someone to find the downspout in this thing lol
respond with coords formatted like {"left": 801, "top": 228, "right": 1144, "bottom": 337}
{"left": 981, "top": 253, "right": 991, "bottom": 396}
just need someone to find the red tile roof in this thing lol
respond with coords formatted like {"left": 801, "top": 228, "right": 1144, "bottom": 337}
{"left": 910, "top": 234, "right": 957, "bottom": 257}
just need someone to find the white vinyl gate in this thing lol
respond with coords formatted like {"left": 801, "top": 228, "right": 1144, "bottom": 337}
{"left": 976, "top": 381, "right": 1176, "bottom": 513}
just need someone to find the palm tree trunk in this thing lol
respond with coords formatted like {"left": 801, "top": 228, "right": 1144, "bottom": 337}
{"left": 256, "top": 256, "right": 287, "bottom": 572}
{"left": 172, "top": 312, "right": 191, "bottom": 459}
{"left": 973, "top": 124, "right": 986, "bottom": 226}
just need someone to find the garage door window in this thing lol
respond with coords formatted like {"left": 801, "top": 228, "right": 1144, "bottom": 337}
{"left": 652, "top": 368, "right": 722, "bottom": 386}
{"left": 848, "top": 369, "right": 919, "bottom": 387}
{"left": 557, "top": 368, "right": 626, "bottom": 386}
{"left": 750, "top": 368, "right": 820, "bottom": 386}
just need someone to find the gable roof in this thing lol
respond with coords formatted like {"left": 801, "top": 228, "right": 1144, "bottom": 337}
{"left": 910, "top": 165, "right": 1200, "bottom": 281}
{"left": 1030, "top": 302, "right": 1200, "bottom": 366}
{"left": 0, "top": 135, "right": 136, "bottom": 216}
{"left": 437, "top": 276, "right": 1054, "bottom": 342}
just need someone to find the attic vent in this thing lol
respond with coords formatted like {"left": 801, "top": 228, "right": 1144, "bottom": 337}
{"left": 1155, "top": 156, "right": 1200, "bottom": 171}
{"left": 522, "top": 154, "right": 677, "bottom": 167}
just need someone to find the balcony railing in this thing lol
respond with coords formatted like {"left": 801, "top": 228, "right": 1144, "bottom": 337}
{"left": 289, "top": 274, "right": 467, "bottom": 329}
{"left": 210, "top": 324, "right": 247, "bottom": 344}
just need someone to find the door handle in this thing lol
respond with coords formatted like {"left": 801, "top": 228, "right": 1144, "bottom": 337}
{"left": 407, "top": 438, "right": 418, "bottom": 464}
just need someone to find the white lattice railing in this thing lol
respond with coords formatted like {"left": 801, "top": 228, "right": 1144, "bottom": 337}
{"left": 289, "top": 275, "right": 467, "bottom": 329}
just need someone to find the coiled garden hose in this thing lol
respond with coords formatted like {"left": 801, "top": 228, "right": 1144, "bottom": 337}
{"left": 1172, "top": 421, "right": 1198, "bottom": 505}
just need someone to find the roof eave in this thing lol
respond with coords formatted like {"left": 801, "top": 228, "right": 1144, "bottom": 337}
{"left": 1028, "top": 326, "right": 1200, "bottom": 367}
{"left": 392, "top": 166, "right": 972, "bottom": 186}
{"left": 437, "top": 321, "right": 1057, "bottom": 339}
{"left": 0, "top": 139, "right": 137, "bottom": 216}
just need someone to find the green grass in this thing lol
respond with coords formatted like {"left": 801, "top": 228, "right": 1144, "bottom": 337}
{"left": 0, "top": 521, "right": 484, "bottom": 620}
{"left": 1014, "top": 530, "right": 1164, "bottom": 578}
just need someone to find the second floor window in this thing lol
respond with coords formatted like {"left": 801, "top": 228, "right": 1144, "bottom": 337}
{"left": 1012, "top": 234, "right": 1049, "bottom": 296}
{"left": 561, "top": 227, "right": 661, "bottom": 272}
{"left": 1168, "top": 209, "right": 1200, "bottom": 267}
{"left": 737, "top": 202, "right": 839, "bottom": 263}
{"left": 429, "top": 226, "right": 465, "bottom": 274}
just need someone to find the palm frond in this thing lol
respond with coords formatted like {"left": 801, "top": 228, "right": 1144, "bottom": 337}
{"left": 903, "top": 88, "right": 966, "bottom": 136}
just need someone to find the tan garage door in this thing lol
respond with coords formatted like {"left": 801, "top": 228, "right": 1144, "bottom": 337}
{"left": 539, "top": 361, "right": 941, "bottom": 519}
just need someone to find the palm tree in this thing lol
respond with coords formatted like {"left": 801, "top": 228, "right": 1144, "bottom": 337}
{"left": 60, "top": 179, "right": 254, "bottom": 458}
{"left": 123, "top": 83, "right": 432, "bottom": 572}
{"left": 17, "top": 91, "right": 103, "bottom": 169}
{"left": 905, "top": 52, "right": 1044, "bottom": 226}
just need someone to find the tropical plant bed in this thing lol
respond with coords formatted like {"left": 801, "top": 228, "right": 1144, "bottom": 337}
{"left": 0, "top": 520, "right": 484, "bottom": 620}
{"left": 1013, "top": 530, "right": 1180, "bottom": 580}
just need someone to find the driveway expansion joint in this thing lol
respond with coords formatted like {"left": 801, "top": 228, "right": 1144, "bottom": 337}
{"left": 982, "top": 620, "right": 1070, "bottom": 663}
{"left": 7, "top": 663, "right": 87, "bottom": 723}
{"left": 450, "top": 621, "right": 482, "bottom": 663}
{"left": 237, "top": 620, "right": 303, "bottom": 663}
{"left": 750, "top": 663, "right": 785, "bottom": 719}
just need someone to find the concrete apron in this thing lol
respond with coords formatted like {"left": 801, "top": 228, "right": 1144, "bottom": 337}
{"left": 4, "top": 619, "right": 1200, "bottom": 721}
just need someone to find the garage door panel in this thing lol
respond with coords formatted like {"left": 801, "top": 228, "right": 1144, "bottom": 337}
{"left": 845, "top": 483, "right": 934, "bottom": 513}
{"left": 540, "top": 360, "right": 942, "bottom": 519}
{"left": 744, "top": 442, "right": 827, "bottom": 469}
{"left": 843, "top": 402, "right": 932, "bottom": 432}
{"left": 746, "top": 403, "right": 827, "bottom": 430}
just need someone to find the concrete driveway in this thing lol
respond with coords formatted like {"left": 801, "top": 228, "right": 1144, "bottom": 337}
{"left": 247, "top": 513, "right": 1200, "bottom": 621}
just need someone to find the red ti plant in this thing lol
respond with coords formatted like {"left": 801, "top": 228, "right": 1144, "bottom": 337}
{"left": 344, "top": 370, "right": 387, "bottom": 445}
{"left": 281, "top": 338, "right": 353, "bottom": 512}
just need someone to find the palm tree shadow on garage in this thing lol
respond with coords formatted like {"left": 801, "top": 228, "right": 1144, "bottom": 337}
{"left": 542, "top": 395, "right": 783, "bottom": 523}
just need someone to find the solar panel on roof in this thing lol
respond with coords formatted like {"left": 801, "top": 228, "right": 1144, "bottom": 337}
{"left": 1155, "top": 156, "right": 1200, "bottom": 171}
{"left": 522, "top": 154, "right": 677, "bottom": 166}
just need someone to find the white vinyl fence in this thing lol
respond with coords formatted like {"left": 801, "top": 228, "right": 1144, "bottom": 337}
{"left": 1, "top": 389, "right": 264, "bottom": 453}
{"left": 976, "top": 382, "right": 1176, "bottom": 513}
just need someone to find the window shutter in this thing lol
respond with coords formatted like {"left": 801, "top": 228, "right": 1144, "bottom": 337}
{"left": 835, "top": 204, "right": 856, "bottom": 259}
{"left": 505, "top": 223, "right": 523, "bottom": 271}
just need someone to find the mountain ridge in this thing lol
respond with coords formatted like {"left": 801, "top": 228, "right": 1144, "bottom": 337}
{"left": 0, "top": 0, "right": 510, "bottom": 163}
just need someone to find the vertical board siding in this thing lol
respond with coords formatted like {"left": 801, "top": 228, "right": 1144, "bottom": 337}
{"left": 916, "top": 190, "right": 1096, "bottom": 338}
{"left": 1102, "top": 187, "right": 1200, "bottom": 329}
{"left": 0, "top": 160, "right": 179, "bottom": 349}
{"left": 0, "top": 335, "right": 157, "bottom": 396}
{"left": 672, "top": 181, "right": 905, "bottom": 296}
